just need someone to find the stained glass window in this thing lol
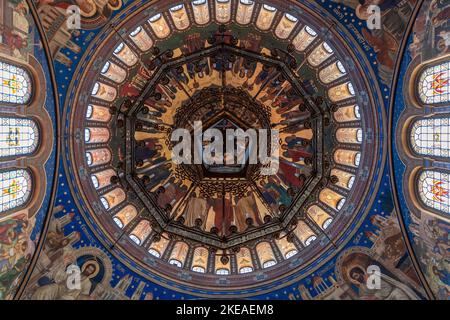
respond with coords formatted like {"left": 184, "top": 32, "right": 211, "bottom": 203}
{"left": 192, "top": 0, "right": 210, "bottom": 25}
{"left": 323, "top": 42, "right": 334, "bottom": 54}
{"left": 354, "top": 152, "right": 361, "bottom": 166}
{"left": 100, "top": 197, "right": 110, "bottom": 209}
{"left": 239, "top": 267, "right": 253, "bottom": 274}
{"left": 322, "top": 218, "right": 333, "bottom": 229}
{"left": 336, "top": 198, "right": 346, "bottom": 210}
{"left": 304, "top": 235, "right": 317, "bottom": 246}
{"left": 129, "top": 234, "right": 141, "bottom": 245}
{"left": 263, "top": 4, "right": 276, "bottom": 11}
{"left": 305, "top": 26, "right": 317, "bottom": 36}
{"left": 418, "top": 61, "right": 450, "bottom": 105}
{"left": 262, "top": 260, "right": 277, "bottom": 268}
{"left": 0, "top": 61, "right": 32, "bottom": 104}
{"left": 130, "top": 26, "right": 142, "bottom": 37}
{"left": 357, "top": 129, "right": 363, "bottom": 142}
{"left": 192, "top": 266, "right": 206, "bottom": 273}
{"left": 216, "top": 268, "right": 230, "bottom": 275}
{"left": 411, "top": 117, "right": 450, "bottom": 158}
{"left": 285, "top": 249, "right": 298, "bottom": 259}
{"left": 348, "top": 176, "right": 355, "bottom": 189}
{"left": 149, "top": 248, "right": 161, "bottom": 258}
{"left": 86, "top": 105, "right": 93, "bottom": 118}
{"left": 418, "top": 170, "right": 450, "bottom": 214}
{"left": 347, "top": 82, "right": 355, "bottom": 95}
{"left": 91, "top": 175, "right": 99, "bottom": 189}
{"left": 169, "top": 259, "right": 182, "bottom": 267}
{"left": 0, "top": 169, "right": 32, "bottom": 213}
{"left": 0, "top": 117, "right": 39, "bottom": 158}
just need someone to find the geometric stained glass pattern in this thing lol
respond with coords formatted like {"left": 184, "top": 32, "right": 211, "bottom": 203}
{"left": 410, "top": 117, "right": 450, "bottom": 158}
{"left": 418, "top": 61, "right": 450, "bottom": 105}
{"left": 418, "top": 170, "right": 450, "bottom": 215}
{"left": 0, "top": 60, "right": 32, "bottom": 104}
{"left": 0, "top": 169, "right": 32, "bottom": 213}
{"left": 0, "top": 117, "right": 39, "bottom": 158}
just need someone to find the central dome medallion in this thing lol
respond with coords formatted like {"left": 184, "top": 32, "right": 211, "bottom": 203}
{"left": 66, "top": 0, "right": 380, "bottom": 295}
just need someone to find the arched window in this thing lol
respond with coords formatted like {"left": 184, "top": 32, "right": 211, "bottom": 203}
{"left": 191, "top": 0, "right": 210, "bottom": 25}
{"left": 216, "top": 268, "right": 230, "bottom": 275}
{"left": 91, "top": 82, "right": 117, "bottom": 102}
{"left": 319, "top": 61, "right": 347, "bottom": 84}
{"left": 417, "top": 60, "right": 449, "bottom": 105}
{"left": 0, "top": 60, "right": 32, "bottom": 104}
{"left": 236, "top": 0, "right": 254, "bottom": 25}
{"left": 336, "top": 128, "right": 363, "bottom": 144}
{"left": 285, "top": 249, "right": 298, "bottom": 259}
{"left": 307, "top": 205, "right": 333, "bottom": 230}
{"left": 148, "top": 248, "right": 161, "bottom": 258}
{"left": 274, "top": 13, "right": 298, "bottom": 39}
{"left": 169, "top": 259, "right": 183, "bottom": 267}
{"left": 275, "top": 236, "right": 297, "bottom": 259}
{"left": 308, "top": 42, "right": 334, "bottom": 67}
{"left": 129, "top": 220, "right": 152, "bottom": 245}
{"left": 319, "top": 188, "right": 345, "bottom": 211}
{"left": 348, "top": 176, "right": 355, "bottom": 189}
{"left": 0, "top": 117, "right": 39, "bottom": 158}
{"left": 113, "top": 43, "right": 138, "bottom": 66}
{"left": 169, "top": 4, "right": 190, "bottom": 30}
{"left": 191, "top": 246, "right": 209, "bottom": 272}
{"left": 148, "top": 13, "right": 171, "bottom": 39}
{"left": 334, "top": 149, "right": 361, "bottom": 167}
{"left": 84, "top": 127, "right": 110, "bottom": 144}
{"left": 169, "top": 241, "right": 189, "bottom": 267}
{"left": 256, "top": 242, "right": 276, "bottom": 268}
{"left": 0, "top": 169, "right": 32, "bottom": 213}
{"left": 215, "top": 0, "right": 231, "bottom": 24}
{"left": 149, "top": 234, "right": 170, "bottom": 258}
{"left": 91, "top": 175, "right": 99, "bottom": 189}
{"left": 410, "top": 117, "right": 450, "bottom": 158}
{"left": 90, "top": 169, "right": 115, "bottom": 190}
{"left": 100, "top": 197, "right": 110, "bottom": 209}
{"left": 262, "top": 260, "right": 277, "bottom": 268}
{"left": 236, "top": 247, "right": 253, "bottom": 273}
{"left": 192, "top": 266, "right": 206, "bottom": 273}
{"left": 129, "top": 26, "right": 153, "bottom": 51}
{"left": 85, "top": 148, "right": 111, "bottom": 167}
{"left": 322, "top": 218, "right": 333, "bottom": 230}
{"left": 330, "top": 168, "right": 355, "bottom": 190}
{"left": 100, "top": 188, "right": 126, "bottom": 210}
{"left": 256, "top": 4, "right": 277, "bottom": 31}
{"left": 417, "top": 170, "right": 450, "bottom": 214}
{"left": 336, "top": 198, "right": 346, "bottom": 210}
{"left": 100, "top": 61, "right": 126, "bottom": 84}
{"left": 293, "top": 221, "right": 317, "bottom": 246}
{"left": 333, "top": 105, "right": 361, "bottom": 123}
{"left": 304, "top": 235, "right": 317, "bottom": 246}
{"left": 113, "top": 205, "right": 138, "bottom": 228}
{"left": 239, "top": 266, "right": 253, "bottom": 274}
{"left": 328, "top": 82, "right": 356, "bottom": 102}
{"left": 292, "top": 25, "right": 317, "bottom": 52}
{"left": 85, "top": 104, "right": 111, "bottom": 122}
{"left": 354, "top": 152, "right": 361, "bottom": 166}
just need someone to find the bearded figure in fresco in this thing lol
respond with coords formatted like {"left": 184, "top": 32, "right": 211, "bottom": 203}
{"left": 31, "top": 260, "right": 100, "bottom": 300}
{"left": 347, "top": 266, "right": 417, "bottom": 300}
{"left": 338, "top": 251, "right": 422, "bottom": 300}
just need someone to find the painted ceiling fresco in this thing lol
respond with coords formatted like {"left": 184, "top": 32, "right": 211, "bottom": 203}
{"left": 0, "top": 0, "right": 448, "bottom": 300}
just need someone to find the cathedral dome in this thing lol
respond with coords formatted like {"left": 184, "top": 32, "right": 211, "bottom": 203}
{"left": 2, "top": 0, "right": 444, "bottom": 302}
{"left": 65, "top": 0, "right": 380, "bottom": 295}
